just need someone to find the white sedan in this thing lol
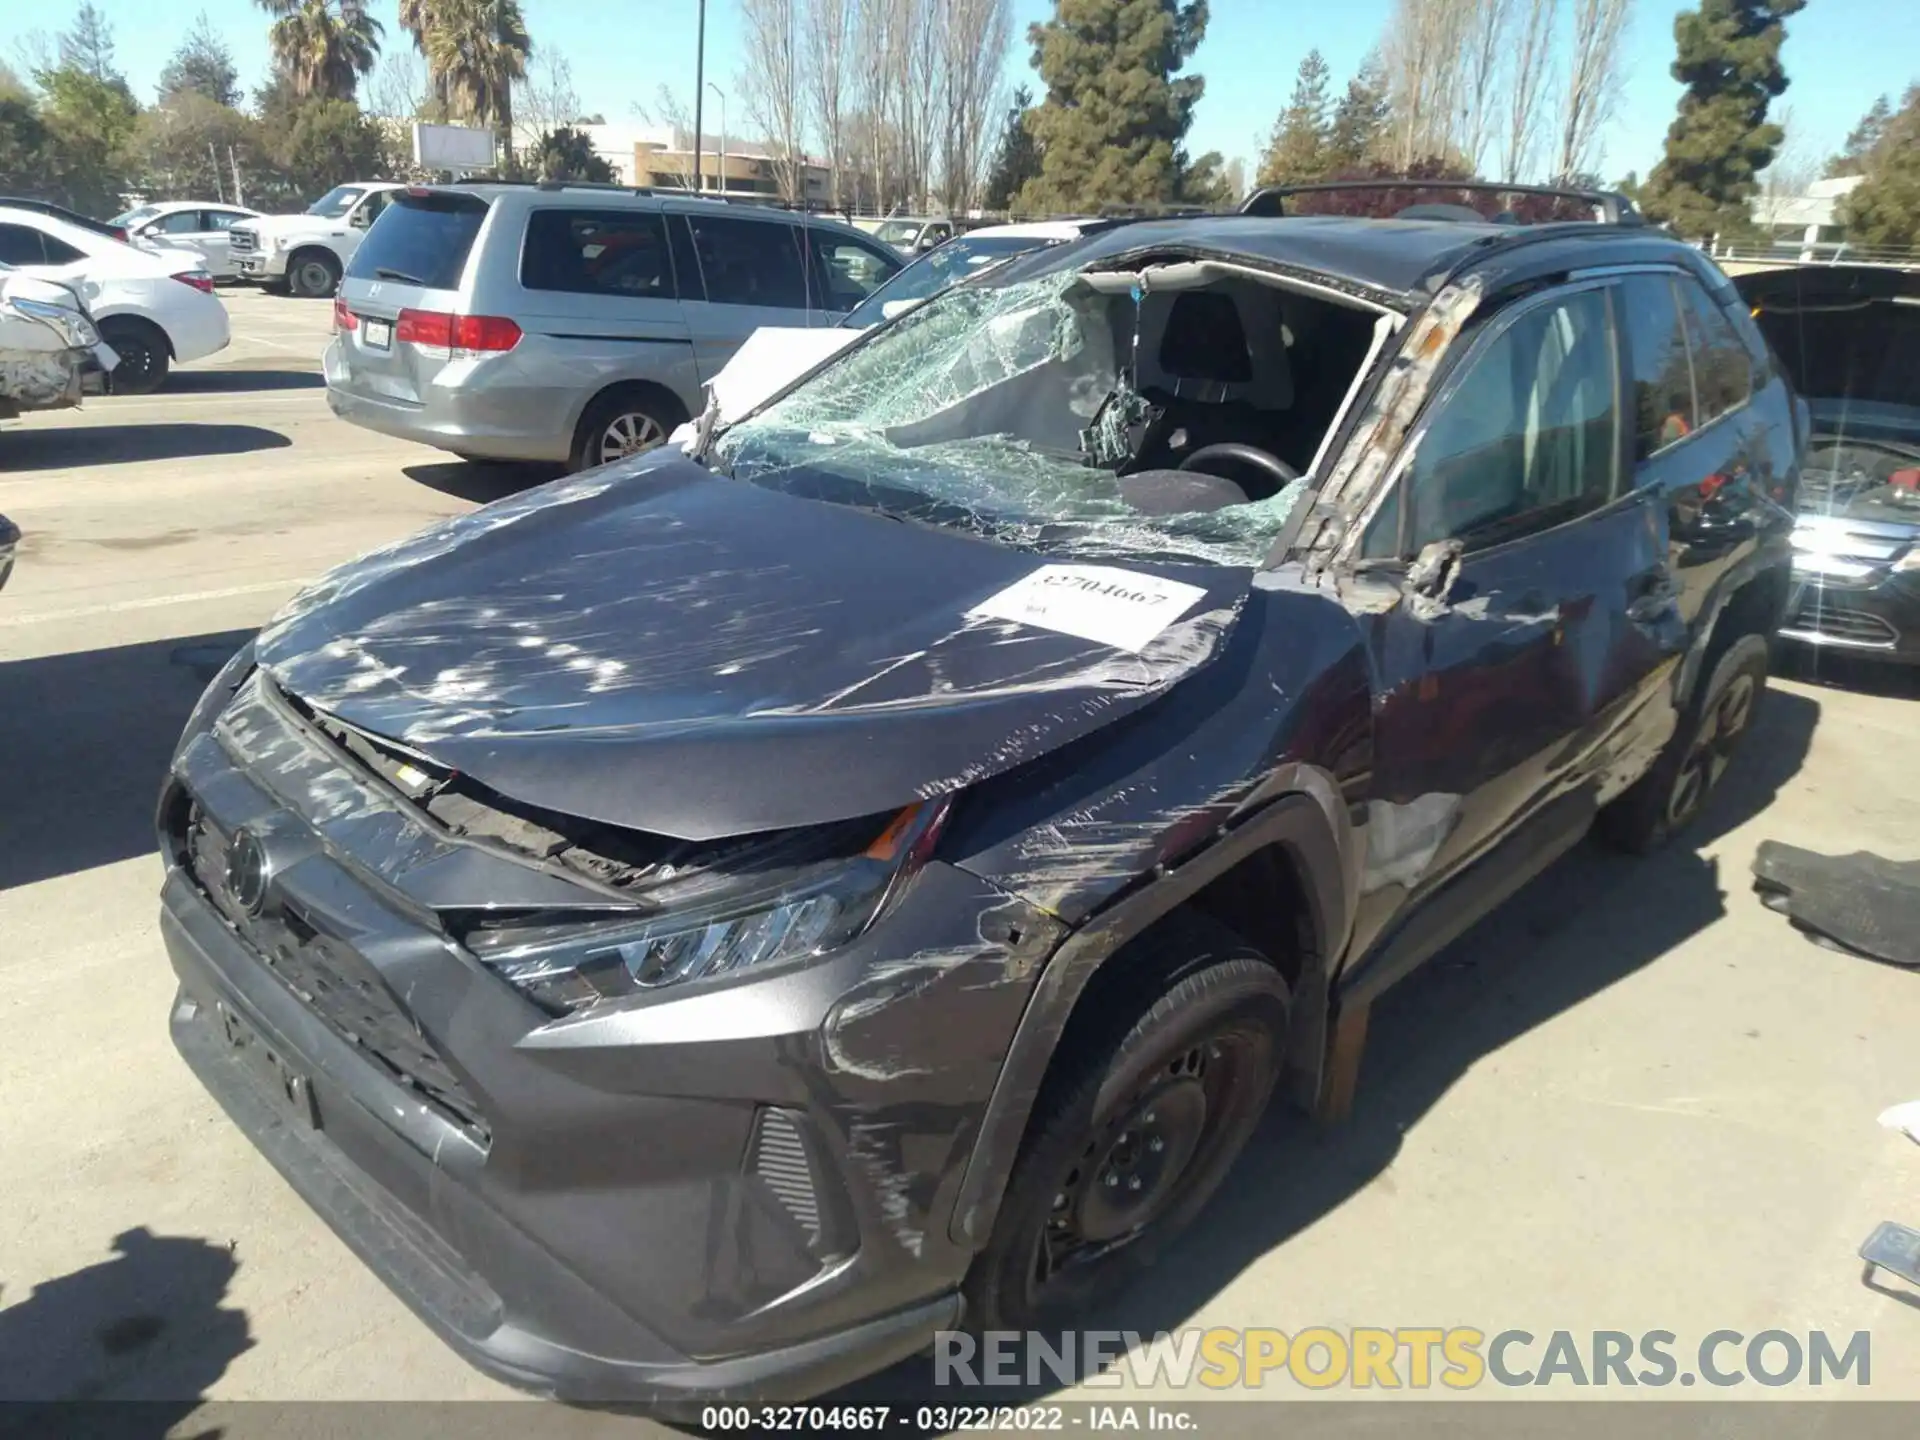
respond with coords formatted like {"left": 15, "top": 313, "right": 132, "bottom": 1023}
{"left": 113, "top": 201, "right": 261, "bottom": 279}
{"left": 0, "top": 205, "right": 229, "bottom": 394}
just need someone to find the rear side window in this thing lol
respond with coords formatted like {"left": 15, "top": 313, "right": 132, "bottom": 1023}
{"left": 154, "top": 210, "right": 201, "bottom": 234}
{"left": 345, "top": 193, "right": 486, "bottom": 290}
{"left": 1370, "top": 287, "right": 1621, "bottom": 556}
{"left": 40, "top": 234, "right": 85, "bottom": 264}
{"left": 684, "top": 214, "right": 810, "bottom": 309}
{"left": 1617, "top": 274, "right": 1696, "bottom": 461}
{"left": 520, "top": 209, "right": 675, "bottom": 299}
{"left": 0, "top": 224, "right": 46, "bottom": 264}
{"left": 1678, "top": 277, "right": 1752, "bottom": 424}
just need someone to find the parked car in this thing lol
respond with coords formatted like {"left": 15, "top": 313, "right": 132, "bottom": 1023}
{"left": 0, "top": 264, "right": 116, "bottom": 417}
{"left": 870, "top": 214, "right": 955, "bottom": 256}
{"left": 159, "top": 188, "right": 1800, "bottom": 1405}
{"left": 1739, "top": 264, "right": 1920, "bottom": 664}
{"left": 682, "top": 219, "right": 1127, "bottom": 437}
{"left": 0, "top": 513, "right": 17, "bottom": 591}
{"left": 0, "top": 196, "right": 130, "bottom": 243}
{"left": 324, "top": 183, "right": 902, "bottom": 469}
{"left": 0, "top": 205, "right": 225, "bottom": 394}
{"left": 227, "top": 182, "right": 407, "bottom": 298}
{"left": 113, "top": 201, "right": 262, "bottom": 279}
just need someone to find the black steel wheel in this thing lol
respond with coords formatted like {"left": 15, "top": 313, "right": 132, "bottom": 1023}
{"left": 99, "top": 316, "right": 170, "bottom": 395}
{"left": 964, "top": 915, "right": 1289, "bottom": 1331}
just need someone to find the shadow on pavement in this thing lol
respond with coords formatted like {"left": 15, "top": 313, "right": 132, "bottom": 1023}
{"left": 1773, "top": 642, "right": 1920, "bottom": 701}
{"left": 0, "top": 630, "right": 252, "bottom": 891}
{"left": 165, "top": 369, "right": 322, "bottom": 394}
{"left": 0, "top": 1226, "right": 251, "bottom": 1408}
{"left": 0, "top": 425, "right": 291, "bottom": 472}
{"left": 840, "top": 684, "right": 1824, "bottom": 1410}
{"left": 403, "top": 459, "right": 563, "bottom": 505}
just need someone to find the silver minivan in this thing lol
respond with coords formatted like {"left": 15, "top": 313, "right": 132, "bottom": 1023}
{"left": 324, "top": 183, "right": 903, "bottom": 470}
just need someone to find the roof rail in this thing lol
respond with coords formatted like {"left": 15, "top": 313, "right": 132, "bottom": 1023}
{"left": 1240, "top": 180, "right": 1643, "bottom": 226}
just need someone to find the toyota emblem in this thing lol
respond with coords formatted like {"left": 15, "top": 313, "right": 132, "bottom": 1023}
{"left": 225, "top": 828, "right": 271, "bottom": 916}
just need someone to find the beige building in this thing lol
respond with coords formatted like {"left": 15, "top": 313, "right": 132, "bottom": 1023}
{"left": 636, "top": 134, "right": 830, "bottom": 204}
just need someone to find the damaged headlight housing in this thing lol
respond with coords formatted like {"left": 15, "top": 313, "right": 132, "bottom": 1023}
{"left": 466, "top": 799, "right": 952, "bottom": 1013}
{"left": 6, "top": 295, "right": 100, "bottom": 349}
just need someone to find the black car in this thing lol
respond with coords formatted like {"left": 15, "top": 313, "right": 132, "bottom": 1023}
{"left": 0, "top": 513, "right": 17, "bottom": 591}
{"left": 1740, "top": 264, "right": 1920, "bottom": 664}
{"left": 158, "top": 193, "right": 1802, "bottom": 1404}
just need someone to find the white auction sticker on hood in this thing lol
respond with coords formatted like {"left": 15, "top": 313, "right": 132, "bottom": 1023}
{"left": 968, "top": 565, "right": 1207, "bottom": 653}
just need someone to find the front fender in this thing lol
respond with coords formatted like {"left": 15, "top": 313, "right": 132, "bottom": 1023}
{"left": 945, "top": 785, "right": 1353, "bottom": 1249}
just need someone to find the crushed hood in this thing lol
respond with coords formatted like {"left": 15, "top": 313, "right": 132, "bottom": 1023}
{"left": 257, "top": 453, "right": 1249, "bottom": 840}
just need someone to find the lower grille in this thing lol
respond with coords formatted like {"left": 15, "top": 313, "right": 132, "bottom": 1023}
{"left": 183, "top": 807, "right": 491, "bottom": 1142}
{"left": 749, "top": 1108, "right": 823, "bottom": 1248}
{"left": 1784, "top": 602, "right": 1899, "bottom": 648}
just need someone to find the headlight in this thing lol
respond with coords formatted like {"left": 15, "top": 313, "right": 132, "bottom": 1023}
{"left": 6, "top": 295, "right": 100, "bottom": 349}
{"left": 466, "top": 799, "right": 952, "bottom": 1013}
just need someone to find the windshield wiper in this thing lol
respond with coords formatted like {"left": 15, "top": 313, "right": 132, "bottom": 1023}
{"left": 374, "top": 266, "right": 427, "bottom": 284}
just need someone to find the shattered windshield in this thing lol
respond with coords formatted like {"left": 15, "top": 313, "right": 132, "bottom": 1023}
{"left": 715, "top": 272, "right": 1312, "bottom": 567}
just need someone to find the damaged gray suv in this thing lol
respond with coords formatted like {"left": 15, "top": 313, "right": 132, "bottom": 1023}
{"left": 159, "top": 184, "right": 1802, "bottom": 1404}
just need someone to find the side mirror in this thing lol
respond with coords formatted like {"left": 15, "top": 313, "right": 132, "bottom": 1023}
{"left": 1402, "top": 538, "right": 1463, "bottom": 614}
{"left": 349, "top": 209, "right": 370, "bottom": 229}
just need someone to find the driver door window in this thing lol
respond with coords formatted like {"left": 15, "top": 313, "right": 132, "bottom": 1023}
{"left": 351, "top": 192, "right": 389, "bottom": 229}
{"left": 1365, "top": 288, "right": 1622, "bottom": 557}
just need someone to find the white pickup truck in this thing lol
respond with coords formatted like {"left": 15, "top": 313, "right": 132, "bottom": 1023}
{"left": 229, "top": 182, "right": 405, "bottom": 298}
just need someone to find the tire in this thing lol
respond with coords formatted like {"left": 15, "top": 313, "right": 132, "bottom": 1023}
{"left": 963, "top": 914, "right": 1290, "bottom": 1332}
{"left": 98, "top": 316, "right": 171, "bottom": 396}
{"left": 1596, "top": 632, "right": 1769, "bottom": 854}
{"left": 286, "top": 250, "right": 341, "bottom": 299}
{"left": 569, "top": 388, "right": 682, "bottom": 472}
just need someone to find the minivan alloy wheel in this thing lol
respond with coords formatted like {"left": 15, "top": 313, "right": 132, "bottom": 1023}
{"left": 599, "top": 412, "right": 666, "bottom": 465}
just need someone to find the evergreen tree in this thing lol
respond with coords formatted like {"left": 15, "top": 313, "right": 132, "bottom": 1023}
{"left": 529, "top": 125, "right": 615, "bottom": 183}
{"left": 1641, "top": 0, "right": 1806, "bottom": 240}
{"left": 159, "top": 12, "right": 242, "bottom": 108}
{"left": 1835, "top": 85, "right": 1920, "bottom": 249}
{"left": 1015, "top": 0, "right": 1209, "bottom": 214}
{"left": 58, "top": 2, "right": 121, "bottom": 85}
{"left": 1324, "top": 53, "right": 1391, "bottom": 173}
{"left": 983, "top": 85, "right": 1043, "bottom": 211}
{"left": 1256, "top": 48, "right": 1332, "bottom": 187}
{"left": 1825, "top": 95, "right": 1890, "bottom": 179}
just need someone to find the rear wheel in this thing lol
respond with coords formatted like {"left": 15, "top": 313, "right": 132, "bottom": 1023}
{"left": 1597, "top": 633, "right": 1768, "bottom": 853}
{"left": 287, "top": 250, "right": 341, "bottom": 299}
{"left": 963, "top": 915, "right": 1289, "bottom": 1331}
{"left": 98, "top": 316, "right": 170, "bottom": 395}
{"left": 569, "top": 389, "right": 683, "bottom": 472}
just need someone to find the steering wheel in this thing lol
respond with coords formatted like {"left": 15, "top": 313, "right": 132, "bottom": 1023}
{"left": 1178, "top": 442, "right": 1301, "bottom": 492}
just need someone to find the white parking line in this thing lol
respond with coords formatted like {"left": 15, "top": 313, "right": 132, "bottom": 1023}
{"left": 0, "top": 578, "right": 309, "bottom": 627}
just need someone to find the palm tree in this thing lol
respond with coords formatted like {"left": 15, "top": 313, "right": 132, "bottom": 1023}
{"left": 257, "top": 0, "right": 382, "bottom": 102}
{"left": 397, "top": 0, "right": 447, "bottom": 116}
{"left": 423, "top": 0, "right": 532, "bottom": 171}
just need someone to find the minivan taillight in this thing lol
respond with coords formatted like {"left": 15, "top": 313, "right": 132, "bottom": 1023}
{"left": 332, "top": 295, "right": 357, "bottom": 332}
{"left": 395, "top": 308, "right": 521, "bottom": 355}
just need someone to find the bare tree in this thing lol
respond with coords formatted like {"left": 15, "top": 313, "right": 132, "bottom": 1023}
{"left": 804, "top": 0, "right": 855, "bottom": 207}
{"left": 1757, "top": 103, "right": 1818, "bottom": 203}
{"left": 936, "top": 0, "right": 1008, "bottom": 212}
{"left": 1554, "top": 0, "right": 1633, "bottom": 182}
{"left": 1457, "top": 0, "right": 1514, "bottom": 175}
{"left": 1500, "top": 0, "right": 1556, "bottom": 181}
{"left": 368, "top": 46, "right": 429, "bottom": 120}
{"left": 738, "top": 0, "right": 807, "bottom": 202}
{"left": 515, "top": 48, "right": 582, "bottom": 139}
{"left": 634, "top": 84, "right": 700, "bottom": 190}
{"left": 1381, "top": 0, "right": 1475, "bottom": 168}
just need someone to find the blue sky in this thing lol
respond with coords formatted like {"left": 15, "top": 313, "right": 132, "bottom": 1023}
{"left": 7, "top": 0, "right": 1913, "bottom": 184}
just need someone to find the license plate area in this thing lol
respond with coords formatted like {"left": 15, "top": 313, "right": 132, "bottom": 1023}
{"left": 216, "top": 1000, "right": 320, "bottom": 1129}
{"left": 362, "top": 317, "right": 392, "bottom": 350}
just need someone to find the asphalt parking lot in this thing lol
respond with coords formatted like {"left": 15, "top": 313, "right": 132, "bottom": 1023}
{"left": 3, "top": 288, "right": 1919, "bottom": 1418}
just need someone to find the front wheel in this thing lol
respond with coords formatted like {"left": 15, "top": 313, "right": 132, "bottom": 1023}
{"left": 1597, "top": 633, "right": 1768, "bottom": 853}
{"left": 98, "top": 317, "right": 170, "bottom": 395}
{"left": 963, "top": 915, "right": 1289, "bottom": 1332}
{"left": 286, "top": 251, "right": 341, "bottom": 299}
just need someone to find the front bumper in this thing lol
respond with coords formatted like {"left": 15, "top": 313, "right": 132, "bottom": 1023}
{"left": 234, "top": 252, "right": 287, "bottom": 281}
{"left": 158, "top": 675, "right": 1052, "bottom": 1401}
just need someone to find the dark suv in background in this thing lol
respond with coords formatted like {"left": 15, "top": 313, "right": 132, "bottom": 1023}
{"left": 161, "top": 185, "right": 1801, "bottom": 1405}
